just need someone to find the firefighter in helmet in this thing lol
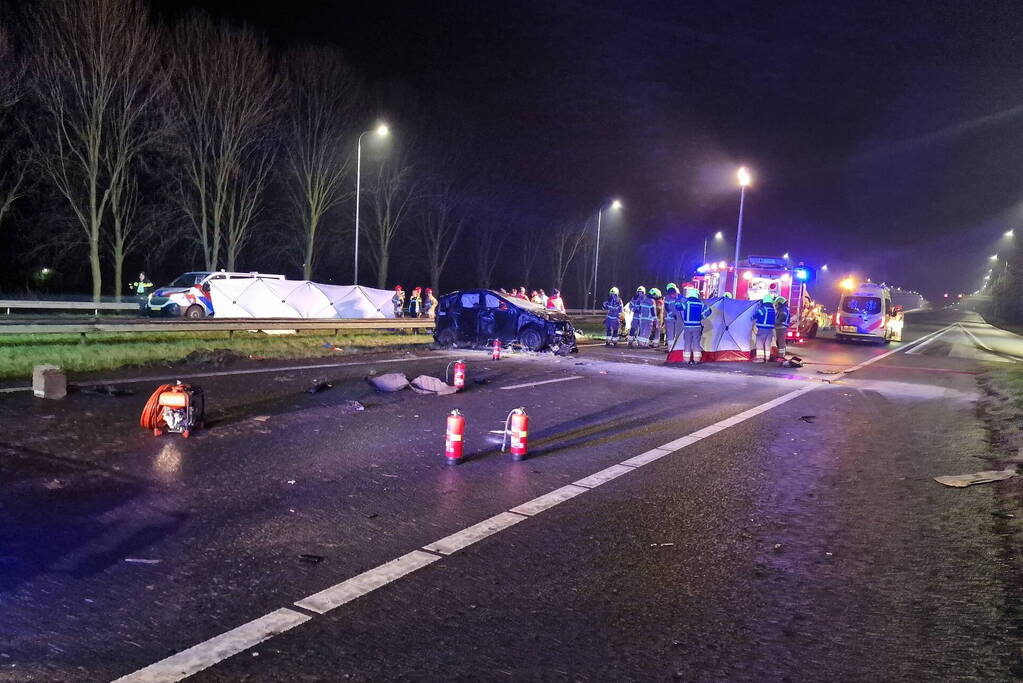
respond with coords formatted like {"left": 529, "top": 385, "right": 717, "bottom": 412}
{"left": 602, "top": 286, "right": 623, "bottom": 347}
{"left": 680, "top": 286, "right": 711, "bottom": 364}
{"left": 753, "top": 293, "right": 777, "bottom": 362}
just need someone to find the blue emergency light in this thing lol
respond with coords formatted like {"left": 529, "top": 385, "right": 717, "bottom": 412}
{"left": 794, "top": 267, "right": 809, "bottom": 281}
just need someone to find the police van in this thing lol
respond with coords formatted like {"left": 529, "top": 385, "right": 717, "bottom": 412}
{"left": 835, "top": 282, "right": 903, "bottom": 343}
{"left": 145, "top": 271, "right": 284, "bottom": 318}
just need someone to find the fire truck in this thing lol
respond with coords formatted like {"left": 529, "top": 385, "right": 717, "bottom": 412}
{"left": 692, "top": 255, "right": 823, "bottom": 343}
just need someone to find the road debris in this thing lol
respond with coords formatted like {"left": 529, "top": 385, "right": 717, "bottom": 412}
{"left": 817, "top": 369, "right": 843, "bottom": 375}
{"left": 649, "top": 542, "right": 675, "bottom": 547}
{"left": 340, "top": 400, "right": 366, "bottom": 413}
{"left": 123, "top": 558, "right": 162, "bottom": 565}
{"left": 799, "top": 415, "right": 816, "bottom": 423}
{"left": 251, "top": 415, "right": 270, "bottom": 422}
{"left": 298, "top": 554, "right": 325, "bottom": 564}
{"left": 992, "top": 511, "right": 1015, "bottom": 519}
{"left": 934, "top": 469, "right": 1017, "bottom": 488}
{"left": 286, "top": 480, "right": 296, "bottom": 485}
{"left": 306, "top": 379, "right": 333, "bottom": 393}
{"left": 322, "top": 342, "right": 343, "bottom": 352}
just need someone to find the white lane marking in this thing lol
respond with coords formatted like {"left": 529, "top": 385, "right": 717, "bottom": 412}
{"left": 957, "top": 323, "right": 1015, "bottom": 362}
{"left": 0, "top": 356, "right": 425, "bottom": 394}
{"left": 112, "top": 608, "right": 310, "bottom": 683}
{"left": 620, "top": 448, "right": 673, "bottom": 467}
{"left": 509, "top": 484, "right": 589, "bottom": 516}
{"left": 572, "top": 464, "right": 636, "bottom": 489}
{"left": 904, "top": 326, "right": 953, "bottom": 355}
{"left": 500, "top": 375, "right": 584, "bottom": 390}
{"left": 423, "top": 512, "right": 527, "bottom": 555}
{"left": 114, "top": 321, "right": 948, "bottom": 681}
{"left": 294, "top": 550, "right": 440, "bottom": 615}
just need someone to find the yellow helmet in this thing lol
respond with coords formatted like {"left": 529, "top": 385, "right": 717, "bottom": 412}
{"left": 609, "top": 286, "right": 620, "bottom": 295}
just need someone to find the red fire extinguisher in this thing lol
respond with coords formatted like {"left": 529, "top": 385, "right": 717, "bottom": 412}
{"left": 445, "top": 409, "right": 465, "bottom": 465}
{"left": 502, "top": 408, "right": 529, "bottom": 461}
{"left": 492, "top": 339, "right": 501, "bottom": 360}
{"left": 446, "top": 359, "right": 466, "bottom": 390}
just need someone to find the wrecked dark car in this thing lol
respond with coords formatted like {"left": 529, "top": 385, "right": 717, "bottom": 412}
{"left": 433, "top": 289, "right": 577, "bottom": 354}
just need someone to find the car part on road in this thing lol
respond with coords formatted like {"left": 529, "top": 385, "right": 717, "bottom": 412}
{"left": 445, "top": 409, "right": 465, "bottom": 465}
{"left": 933, "top": 469, "right": 1017, "bottom": 487}
{"left": 501, "top": 408, "right": 529, "bottom": 461}
{"left": 140, "top": 381, "right": 205, "bottom": 438}
{"left": 306, "top": 379, "right": 333, "bottom": 393}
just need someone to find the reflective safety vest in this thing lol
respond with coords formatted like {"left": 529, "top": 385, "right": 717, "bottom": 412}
{"left": 638, "top": 297, "right": 655, "bottom": 321}
{"left": 680, "top": 297, "right": 709, "bottom": 327}
{"left": 775, "top": 304, "right": 790, "bottom": 328}
{"left": 603, "top": 296, "right": 623, "bottom": 320}
{"left": 755, "top": 303, "right": 777, "bottom": 329}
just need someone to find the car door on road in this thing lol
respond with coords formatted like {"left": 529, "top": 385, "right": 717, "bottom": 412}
{"left": 479, "top": 292, "right": 518, "bottom": 342}
{"left": 457, "top": 291, "right": 481, "bottom": 343}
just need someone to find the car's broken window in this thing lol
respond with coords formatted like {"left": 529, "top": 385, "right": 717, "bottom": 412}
{"left": 460, "top": 292, "right": 479, "bottom": 308}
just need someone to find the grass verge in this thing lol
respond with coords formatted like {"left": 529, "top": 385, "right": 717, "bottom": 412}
{"left": 0, "top": 330, "right": 432, "bottom": 379}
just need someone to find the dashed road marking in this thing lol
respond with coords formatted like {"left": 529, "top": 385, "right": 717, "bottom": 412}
{"left": 500, "top": 375, "right": 584, "bottom": 390}
{"left": 294, "top": 550, "right": 441, "bottom": 615}
{"left": 509, "top": 484, "right": 590, "bottom": 515}
{"left": 572, "top": 464, "right": 637, "bottom": 489}
{"left": 423, "top": 512, "right": 527, "bottom": 555}
{"left": 112, "top": 608, "right": 310, "bottom": 683}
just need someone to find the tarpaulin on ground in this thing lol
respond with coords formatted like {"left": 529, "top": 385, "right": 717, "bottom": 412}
{"left": 667, "top": 297, "right": 759, "bottom": 363}
{"left": 208, "top": 280, "right": 395, "bottom": 318}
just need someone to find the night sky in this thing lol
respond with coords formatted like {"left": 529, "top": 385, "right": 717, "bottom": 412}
{"left": 153, "top": 0, "right": 1023, "bottom": 300}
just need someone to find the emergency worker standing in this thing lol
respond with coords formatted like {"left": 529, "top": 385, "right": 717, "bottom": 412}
{"left": 424, "top": 288, "right": 438, "bottom": 319}
{"left": 130, "top": 271, "right": 154, "bottom": 312}
{"left": 753, "top": 293, "right": 777, "bottom": 362}
{"left": 774, "top": 296, "right": 790, "bottom": 359}
{"left": 680, "top": 287, "right": 711, "bottom": 364}
{"left": 648, "top": 288, "right": 664, "bottom": 347}
{"left": 392, "top": 285, "right": 405, "bottom": 318}
{"left": 602, "top": 287, "right": 623, "bottom": 347}
{"left": 546, "top": 288, "right": 565, "bottom": 312}
{"left": 407, "top": 287, "right": 423, "bottom": 334}
{"left": 663, "top": 283, "right": 681, "bottom": 351}
{"left": 637, "top": 288, "right": 655, "bottom": 348}
{"left": 627, "top": 286, "right": 645, "bottom": 347}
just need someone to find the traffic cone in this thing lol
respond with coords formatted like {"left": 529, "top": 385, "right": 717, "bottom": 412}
{"left": 492, "top": 339, "right": 502, "bottom": 360}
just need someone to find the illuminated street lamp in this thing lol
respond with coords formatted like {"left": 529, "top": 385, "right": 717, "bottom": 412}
{"left": 1005, "top": 229, "right": 1015, "bottom": 238}
{"left": 990, "top": 254, "right": 998, "bottom": 261}
{"left": 592, "top": 198, "right": 623, "bottom": 311}
{"left": 703, "top": 230, "right": 724, "bottom": 265}
{"left": 731, "top": 167, "right": 752, "bottom": 296}
{"left": 821, "top": 264, "right": 829, "bottom": 272}
{"left": 840, "top": 277, "right": 855, "bottom": 291}
{"left": 353, "top": 123, "right": 390, "bottom": 285}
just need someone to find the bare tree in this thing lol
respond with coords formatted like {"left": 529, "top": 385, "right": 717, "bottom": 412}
{"left": 0, "top": 23, "right": 26, "bottom": 233}
{"left": 169, "top": 14, "right": 278, "bottom": 272}
{"left": 419, "top": 174, "right": 474, "bottom": 294}
{"left": 282, "top": 47, "right": 357, "bottom": 280}
{"left": 30, "top": 0, "right": 162, "bottom": 300}
{"left": 364, "top": 150, "right": 418, "bottom": 288}
{"left": 549, "top": 219, "right": 588, "bottom": 292}
{"left": 472, "top": 216, "right": 508, "bottom": 289}
{"left": 519, "top": 225, "right": 545, "bottom": 290}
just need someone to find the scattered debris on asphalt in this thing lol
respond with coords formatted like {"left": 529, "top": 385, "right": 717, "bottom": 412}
{"left": 363, "top": 512, "right": 379, "bottom": 519}
{"left": 992, "top": 511, "right": 1016, "bottom": 519}
{"left": 251, "top": 415, "right": 270, "bottom": 422}
{"left": 322, "top": 342, "right": 343, "bottom": 352}
{"left": 286, "top": 480, "right": 296, "bottom": 485}
{"left": 367, "top": 373, "right": 410, "bottom": 392}
{"left": 81, "top": 384, "right": 136, "bottom": 397}
{"left": 42, "top": 479, "right": 64, "bottom": 490}
{"left": 474, "top": 378, "right": 490, "bottom": 385}
{"left": 306, "top": 379, "right": 333, "bottom": 393}
{"left": 817, "top": 369, "right": 843, "bottom": 375}
{"left": 800, "top": 415, "right": 816, "bottom": 423}
{"left": 340, "top": 400, "right": 366, "bottom": 413}
{"left": 773, "top": 543, "right": 784, "bottom": 552}
{"left": 599, "top": 370, "right": 609, "bottom": 375}
{"left": 298, "top": 554, "right": 325, "bottom": 564}
{"left": 934, "top": 469, "right": 1017, "bottom": 488}
{"left": 123, "top": 558, "right": 162, "bottom": 565}
{"left": 780, "top": 356, "right": 803, "bottom": 368}
{"left": 649, "top": 542, "right": 675, "bottom": 547}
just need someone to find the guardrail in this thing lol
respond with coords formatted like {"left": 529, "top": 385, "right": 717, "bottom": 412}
{"left": 0, "top": 299, "right": 138, "bottom": 315}
{"left": 0, "top": 317, "right": 435, "bottom": 338}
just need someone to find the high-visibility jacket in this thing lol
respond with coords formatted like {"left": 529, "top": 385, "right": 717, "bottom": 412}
{"left": 664, "top": 292, "right": 680, "bottom": 317}
{"left": 130, "top": 278, "right": 153, "bottom": 296}
{"left": 680, "top": 297, "right": 710, "bottom": 327}
{"left": 754, "top": 303, "right": 777, "bottom": 329}
{"left": 637, "top": 295, "right": 655, "bottom": 321}
{"left": 602, "top": 295, "right": 623, "bottom": 320}
{"left": 408, "top": 293, "right": 423, "bottom": 316}
{"left": 774, "top": 304, "right": 790, "bottom": 328}
{"left": 392, "top": 292, "right": 405, "bottom": 316}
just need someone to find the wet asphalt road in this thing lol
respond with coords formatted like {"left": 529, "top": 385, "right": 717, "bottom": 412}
{"left": 1, "top": 308, "right": 1022, "bottom": 681}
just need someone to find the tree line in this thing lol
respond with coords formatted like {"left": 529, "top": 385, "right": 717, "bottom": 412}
{"left": 0, "top": 0, "right": 712, "bottom": 306}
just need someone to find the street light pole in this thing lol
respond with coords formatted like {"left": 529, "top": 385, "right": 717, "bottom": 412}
{"left": 353, "top": 124, "right": 389, "bottom": 286}
{"left": 732, "top": 167, "right": 751, "bottom": 297}
{"left": 592, "top": 208, "right": 602, "bottom": 313}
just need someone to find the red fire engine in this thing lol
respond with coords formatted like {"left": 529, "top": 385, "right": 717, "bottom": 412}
{"left": 691, "top": 255, "right": 823, "bottom": 342}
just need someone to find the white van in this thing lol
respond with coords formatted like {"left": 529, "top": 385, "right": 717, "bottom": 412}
{"left": 835, "top": 283, "right": 903, "bottom": 343}
{"left": 146, "top": 271, "right": 285, "bottom": 318}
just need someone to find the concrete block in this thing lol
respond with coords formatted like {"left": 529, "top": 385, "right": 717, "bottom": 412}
{"left": 32, "top": 364, "right": 66, "bottom": 400}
